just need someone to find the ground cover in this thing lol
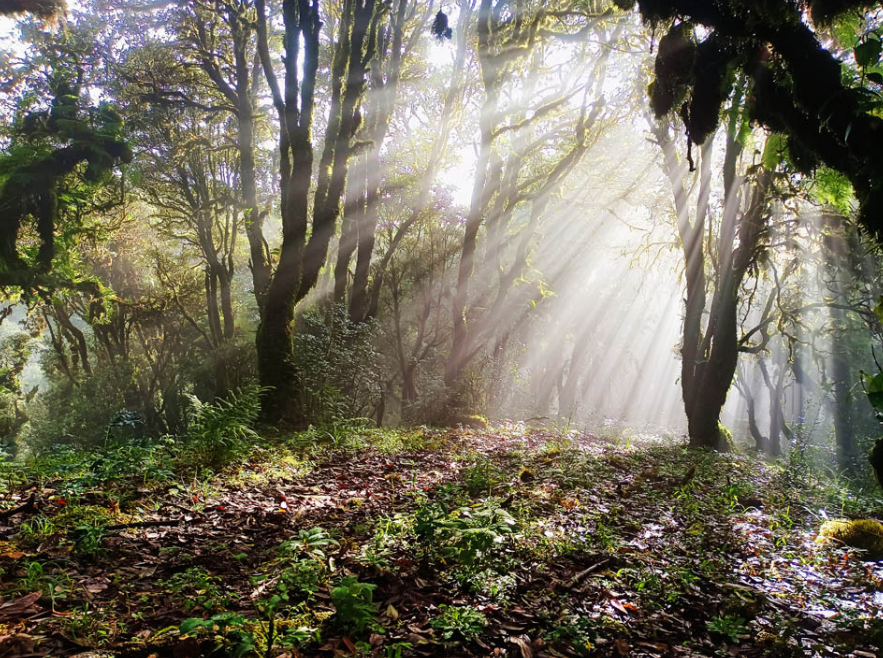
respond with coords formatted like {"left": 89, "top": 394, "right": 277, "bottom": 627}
{"left": 0, "top": 425, "right": 881, "bottom": 658}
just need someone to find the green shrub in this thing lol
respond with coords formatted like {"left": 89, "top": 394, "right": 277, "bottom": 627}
{"left": 290, "top": 306, "right": 382, "bottom": 425}
{"left": 413, "top": 499, "right": 517, "bottom": 570}
{"left": 25, "top": 362, "right": 136, "bottom": 449}
{"left": 430, "top": 604, "right": 486, "bottom": 644}
{"left": 278, "top": 527, "right": 339, "bottom": 562}
{"left": 160, "top": 567, "right": 234, "bottom": 612}
{"left": 707, "top": 614, "right": 748, "bottom": 643}
{"left": 330, "top": 576, "right": 382, "bottom": 636}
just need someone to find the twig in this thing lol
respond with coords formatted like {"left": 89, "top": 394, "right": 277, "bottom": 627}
{"left": 106, "top": 518, "right": 185, "bottom": 531}
{"left": 0, "top": 492, "right": 37, "bottom": 522}
{"left": 569, "top": 559, "right": 609, "bottom": 586}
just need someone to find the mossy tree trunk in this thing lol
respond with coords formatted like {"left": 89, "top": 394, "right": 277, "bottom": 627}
{"left": 254, "top": 0, "right": 381, "bottom": 423}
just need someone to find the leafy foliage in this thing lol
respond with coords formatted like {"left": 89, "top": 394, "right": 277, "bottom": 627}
{"left": 290, "top": 307, "right": 382, "bottom": 425}
{"left": 330, "top": 576, "right": 381, "bottom": 636}
{"left": 430, "top": 604, "right": 487, "bottom": 643}
{"left": 183, "top": 385, "right": 264, "bottom": 469}
{"left": 0, "top": 77, "right": 131, "bottom": 295}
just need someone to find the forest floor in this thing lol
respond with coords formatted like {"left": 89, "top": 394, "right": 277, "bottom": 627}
{"left": 0, "top": 424, "right": 881, "bottom": 658}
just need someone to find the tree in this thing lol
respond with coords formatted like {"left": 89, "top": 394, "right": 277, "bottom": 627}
{"left": 134, "top": 105, "right": 242, "bottom": 350}
{"left": 254, "top": 0, "right": 385, "bottom": 422}
{"left": 0, "top": 78, "right": 131, "bottom": 298}
{"left": 116, "top": 0, "right": 273, "bottom": 315}
{"left": 332, "top": 0, "right": 436, "bottom": 324}
{"left": 652, "top": 80, "right": 783, "bottom": 449}
{"left": 445, "top": 0, "right": 624, "bottom": 397}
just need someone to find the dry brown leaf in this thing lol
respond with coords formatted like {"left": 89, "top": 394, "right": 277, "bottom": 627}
{"left": 511, "top": 635, "right": 534, "bottom": 658}
{"left": 0, "top": 591, "right": 41, "bottom": 620}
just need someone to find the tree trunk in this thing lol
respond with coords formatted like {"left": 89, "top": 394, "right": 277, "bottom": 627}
{"left": 745, "top": 388, "right": 766, "bottom": 452}
{"left": 239, "top": 101, "right": 271, "bottom": 315}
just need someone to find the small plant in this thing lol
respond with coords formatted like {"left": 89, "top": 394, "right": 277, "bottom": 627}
{"left": 19, "top": 560, "right": 72, "bottom": 609}
{"left": 439, "top": 502, "right": 516, "bottom": 568}
{"left": 278, "top": 559, "right": 325, "bottom": 598}
{"left": 279, "top": 527, "right": 339, "bottom": 561}
{"left": 385, "top": 642, "right": 413, "bottom": 658}
{"left": 180, "top": 613, "right": 256, "bottom": 658}
{"left": 462, "top": 458, "right": 496, "bottom": 496}
{"left": 707, "top": 614, "right": 748, "bottom": 644}
{"left": 545, "top": 613, "right": 625, "bottom": 657}
{"left": 160, "top": 567, "right": 233, "bottom": 612}
{"left": 64, "top": 603, "right": 124, "bottom": 647}
{"left": 17, "top": 515, "right": 56, "bottom": 547}
{"left": 430, "top": 604, "right": 487, "bottom": 644}
{"left": 413, "top": 499, "right": 516, "bottom": 570}
{"left": 461, "top": 568, "right": 516, "bottom": 603}
{"left": 184, "top": 385, "right": 265, "bottom": 469}
{"left": 330, "top": 576, "right": 382, "bottom": 636}
{"left": 72, "top": 522, "right": 108, "bottom": 558}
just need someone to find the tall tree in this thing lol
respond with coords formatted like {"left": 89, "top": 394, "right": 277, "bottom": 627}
{"left": 445, "top": 0, "right": 623, "bottom": 393}
{"left": 121, "top": 0, "right": 273, "bottom": 315}
{"left": 254, "top": 0, "right": 384, "bottom": 421}
{"left": 653, "top": 85, "right": 781, "bottom": 449}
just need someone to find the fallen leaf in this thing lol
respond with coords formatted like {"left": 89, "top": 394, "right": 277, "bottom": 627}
{"left": 511, "top": 635, "right": 533, "bottom": 658}
{"left": 83, "top": 578, "right": 108, "bottom": 594}
{"left": 0, "top": 592, "right": 41, "bottom": 620}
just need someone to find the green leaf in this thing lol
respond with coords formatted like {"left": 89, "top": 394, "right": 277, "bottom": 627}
{"left": 863, "top": 371, "right": 883, "bottom": 412}
{"left": 180, "top": 618, "right": 210, "bottom": 634}
{"left": 874, "top": 296, "right": 883, "bottom": 324}
{"left": 761, "top": 133, "right": 787, "bottom": 170}
{"left": 868, "top": 71, "right": 883, "bottom": 84}
{"left": 855, "top": 38, "right": 882, "bottom": 68}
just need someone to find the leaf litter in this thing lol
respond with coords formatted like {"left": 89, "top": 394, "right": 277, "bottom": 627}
{"left": 0, "top": 424, "right": 880, "bottom": 657}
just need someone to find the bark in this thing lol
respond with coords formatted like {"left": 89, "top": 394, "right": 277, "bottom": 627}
{"left": 758, "top": 357, "right": 785, "bottom": 457}
{"left": 334, "top": 154, "right": 364, "bottom": 306}
{"left": 559, "top": 331, "right": 591, "bottom": 422}
{"left": 823, "top": 212, "right": 859, "bottom": 472}
{"left": 238, "top": 99, "right": 271, "bottom": 314}
{"left": 744, "top": 387, "right": 766, "bottom": 453}
{"left": 52, "top": 302, "right": 92, "bottom": 377}
{"left": 348, "top": 0, "right": 414, "bottom": 324}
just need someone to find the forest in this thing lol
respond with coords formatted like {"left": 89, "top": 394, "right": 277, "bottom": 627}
{"left": 2, "top": 0, "right": 883, "bottom": 656}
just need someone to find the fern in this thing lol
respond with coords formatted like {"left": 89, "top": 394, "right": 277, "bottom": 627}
{"left": 183, "top": 385, "right": 265, "bottom": 469}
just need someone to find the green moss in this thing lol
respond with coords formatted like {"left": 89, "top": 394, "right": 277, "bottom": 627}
{"left": 818, "top": 518, "right": 883, "bottom": 557}
{"left": 54, "top": 505, "right": 115, "bottom": 529}
{"left": 717, "top": 422, "right": 735, "bottom": 452}
{"left": 462, "top": 414, "right": 488, "bottom": 429}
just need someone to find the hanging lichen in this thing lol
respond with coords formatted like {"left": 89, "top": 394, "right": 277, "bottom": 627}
{"left": 648, "top": 23, "right": 696, "bottom": 118}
